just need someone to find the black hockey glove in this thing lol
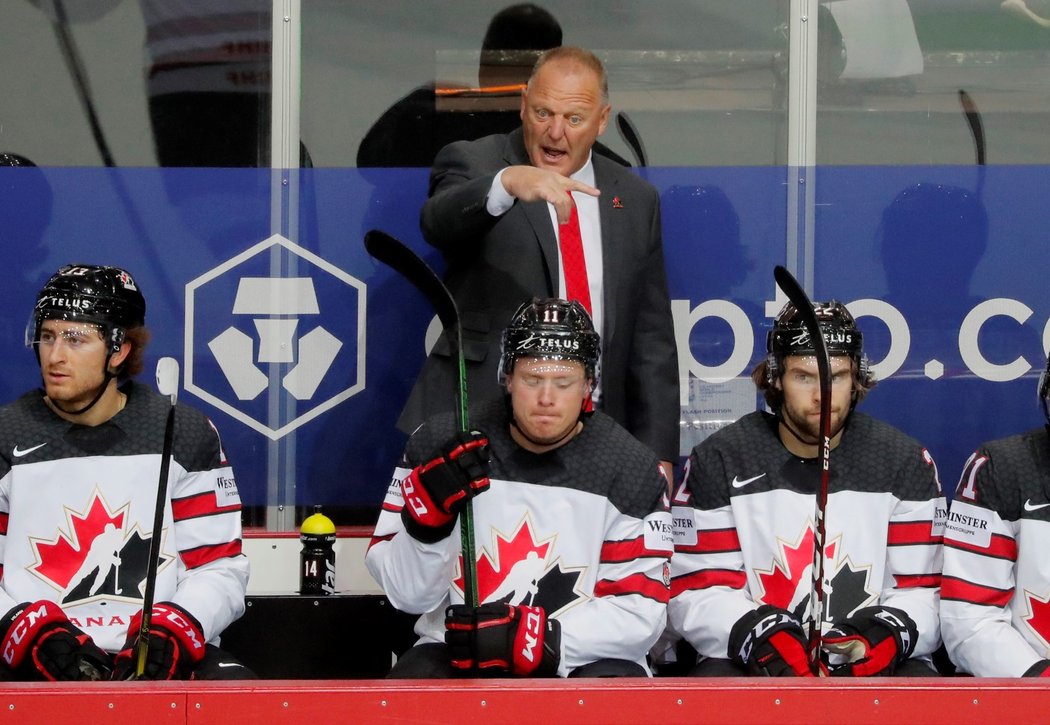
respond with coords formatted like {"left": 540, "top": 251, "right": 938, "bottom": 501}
{"left": 729, "top": 605, "right": 815, "bottom": 677}
{"left": 445, "top": 602, "right": 560, "bottom": 677}
{"left": 821, "top": 606, "right": 917, "bottom": 677}
{"left": 1023, "top": 659, "right": 1050, "bottom": 677}
{"left": 0, "top": 600, "right": 111, "bottom": 681}
{"left": 401, "top": 430, "right": 490, "bottom": 543}
{"left": 112, "top": 602, "right": 206, "bottom": 680}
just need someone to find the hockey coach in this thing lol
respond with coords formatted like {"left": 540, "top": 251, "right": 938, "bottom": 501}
{"left": 0, "top": 264, "right": 250, "bottom": 681}
{"left": 367, "top": 298, "right": 672, "bottom": 677}
{"left": 667, "top": 300, "right": 945, "bottom": 676}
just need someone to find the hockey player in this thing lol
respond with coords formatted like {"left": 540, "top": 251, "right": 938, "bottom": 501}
{"left": 941, "top": 351, "right": 1050, "bottom": 676}
{"left": 667, "top": 300, "right": 945, "bottom": 676}
{"left": 367, "top": 298, "right": 672, "bottom": 677}
{"left": 0, "top": 264, "right": 250, "bottom": 681}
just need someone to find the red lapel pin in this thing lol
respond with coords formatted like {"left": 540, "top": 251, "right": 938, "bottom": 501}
{"left": 612, "top": 196, "right": 624, "bottom": 209}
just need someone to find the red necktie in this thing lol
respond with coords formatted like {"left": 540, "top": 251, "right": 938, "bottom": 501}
{"left": 558, "top": 191, "right": 592, "bottom": 314}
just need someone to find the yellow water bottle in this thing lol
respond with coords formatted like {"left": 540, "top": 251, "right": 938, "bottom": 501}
{"left": 299, "top": 506, "right": 336, "bottom": 595}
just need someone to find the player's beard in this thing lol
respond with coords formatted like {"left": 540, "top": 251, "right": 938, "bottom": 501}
{"left": 780, "top": 397, "right": 849, "bottom": 447}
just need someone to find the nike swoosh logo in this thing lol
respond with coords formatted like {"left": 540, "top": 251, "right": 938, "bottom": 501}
{"left": 732, "top": 473, "right": 767, "bottom": 489}
{"left": 1024, "top": 499, "right": 1050, "bottom": 512}
{"left": 217, "top": 662, "right": 244, "bottom": 669}
{"left": 12, "top": 443, "right": 46, "bottom": 458}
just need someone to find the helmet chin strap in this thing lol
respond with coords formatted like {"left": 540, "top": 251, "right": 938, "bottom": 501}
{"left": 48, "top": 371, "right": 115, "bottom": 416}
{"left": 46, "top": 350, "right": 119, "bottom": 417}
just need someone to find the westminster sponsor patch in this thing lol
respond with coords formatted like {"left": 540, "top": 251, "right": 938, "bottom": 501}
{"left": 215, "top": 475, "right": 241, "bottom": 505}
{"left": 943, "top": 500, "right": 992, "bottom": 550}
{"left": 644, "top": 510, "right": 674, "bottom": 552}
{"left": 671, "top": 506, "right": 697, "bottom": 547}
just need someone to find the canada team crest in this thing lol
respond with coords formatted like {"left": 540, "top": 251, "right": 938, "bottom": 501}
{"left": 27, "top": 492, "right": 171, "bottom": 606}
{"left": 453, "top": 515, "right": 587, "bottom": 616}
{"left": 752, "top": 524, "right": 877, "bottom": 623}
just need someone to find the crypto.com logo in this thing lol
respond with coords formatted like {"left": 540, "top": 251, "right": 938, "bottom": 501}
{"left": 184, "top": 234, "right": 366, "bottom": 439}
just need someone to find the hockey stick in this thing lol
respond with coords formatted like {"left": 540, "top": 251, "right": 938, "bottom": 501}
{"left": 133, "top": 356, "right": 179, "bottom": 678}
{"left": 615, "top": 111, "right": 648, "bottom": 167}
{"left": 958, "top": 89, "right": 986, "bottom": 197}
{"left": 773, "top": 266, "right": 832, "bottom": 671}
{"left": 49, "top": 0, "right": 115, "bottom": 167}
{"left": 363, "top": 229, "right": 479, "bottom": 608}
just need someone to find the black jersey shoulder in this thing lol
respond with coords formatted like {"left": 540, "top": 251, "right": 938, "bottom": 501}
{"left": 834, "top": 412, "right": 937, "bottom": 501}
{"left": 0, "top": 382, "right": 223, "bottom": 474}
{"left": 404, "top": 399, "right": 665, "bottom": 519}
{"left": 971, "top": 426, "right": 1050, "bottom": 521}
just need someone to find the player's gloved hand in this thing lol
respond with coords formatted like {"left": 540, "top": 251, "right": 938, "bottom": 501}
{"left": 0, "top": 600, "right": 111, "bottom": 681}
{"left": 112, "top": 602, "right": 206, "bottom": 680}
{"left": 401, "top": 430, "right": 490, "bottom": 542}
{"left": 821, "top": 606, "right": 917, "bottom": 677}
{"left": 1023, "top": 659, "right": 1050, "bottom": 677}
{"left": 445, "top": 602, "right": 560, "bottom": 676}
{"left": 729, "top": 605, "right": 815, "bottom": 677}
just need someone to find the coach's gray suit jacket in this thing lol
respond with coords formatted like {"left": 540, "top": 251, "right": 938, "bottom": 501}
{"left": 399, "top": 128, "right": 679, "bottom": 461}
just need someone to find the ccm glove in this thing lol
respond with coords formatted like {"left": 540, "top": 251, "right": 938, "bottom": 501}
{"left": 0, "top": 600, "right": 110, "bottom": 681}
{"left": 113, "top": 602, "right": 206, "bottom": 680}
{"left": 445, "top": 602, "right": 560, "bottom": 676}
{"left": 729, "top": 605, "right": 815, "bottom": 677}
{"left": 821, "top": 606, "right": 917, "bottom": 677}
{"left": 401, "top": 430, "right": 490, "bottom": 542}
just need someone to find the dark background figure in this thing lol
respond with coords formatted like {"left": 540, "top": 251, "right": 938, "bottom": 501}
{"left": 356, "top": 3, "right": 628, "bottom": 169}
{"left": 0, "top": 153, "right": 52, "bottom": 404}
{"left": 866, "top": 181, "right": 1041, "bottom": 489}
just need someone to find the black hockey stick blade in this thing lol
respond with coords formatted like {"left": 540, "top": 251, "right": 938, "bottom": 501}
{"left": 364, "top": 229, "right": 479, "bottom": 607}
{"left": 773, "top": 265, "right": 832, "bottom": 671}
{"left": 958, "top": 89, "right": 986, "bottom": 198}
{"left": 364, "top": 230, "right": 459, "bottom": 334}
{"left": 616, "top": 111, "right": 648, "bottom": 167}
{"left": 958, "top": 89, "right": 985, "bottom": 167}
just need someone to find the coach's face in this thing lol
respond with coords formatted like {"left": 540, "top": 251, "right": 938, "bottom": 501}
{"left": 520, "top": 58, "right": 610, "bottom": 177}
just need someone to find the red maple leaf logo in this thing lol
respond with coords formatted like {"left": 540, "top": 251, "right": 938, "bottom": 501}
{"left": 454, "top": 517, "right": 553, "bottom": 603}
{"left": 30, "top": 495, "right": 127, "bottom": 591}
{"left": 1023, "top": 590, "right": 1050, "bottom": 647}
{"left": 755, "top": 527, "right": 814, "bottom": 610}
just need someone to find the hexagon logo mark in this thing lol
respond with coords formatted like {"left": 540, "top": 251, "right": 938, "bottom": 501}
{"left": 184, "top": 234, "right": 366, "bottom": 439}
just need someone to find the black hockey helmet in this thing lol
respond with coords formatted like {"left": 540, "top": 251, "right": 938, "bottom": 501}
{"left": 766, "top": 300, "right": 872, "bottom": 386}
{"left": 499, "top": 298, "right": 601, "bottom": 382}
{"left": 29, "top": 264, "right": 146, "bottom": 354}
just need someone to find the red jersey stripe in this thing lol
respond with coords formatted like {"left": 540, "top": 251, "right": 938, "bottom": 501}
{"left": 368, "top": 533, "right": 395, "bottom": 550}
{"left": 180, "top": 540, "right": 242, "bottom": 569}
{"left": 944, "top": 533, "right": 1017, "bottom": 561}
{"left": 172, "top": 491, "right": 240, "bottom": 522}
{"left": 0, "top": 511, "right": 7, "bottom": 536}
{"left": 677, "top": 528, "right": 741, "bottom": 555}
{"left": 671, "top": 568, "right": 748, "bottom": 597}
{"left": 594, "top": 573, "right": 669, "bottom": 603}
{"left": 895, "top": 574, "right": 941, "bottom": 589}
{"left": 887, "top": 520, "right": 940, "bottom": 546}
{"left": 941, "top": 575, "right": 1012, "bottom": 607}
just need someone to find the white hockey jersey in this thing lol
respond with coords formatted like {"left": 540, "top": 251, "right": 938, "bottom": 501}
{"left": 942, "top": 426, "right": 1050, "bottom": 676}
{"left": 366, "top": 400, "right": 672, "bottom": 676}
{"left": 668, "top": 411, "right": 945, "bottom": 662}
{"left": 0, "top": 382, "right": 249, "bottom": 652}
